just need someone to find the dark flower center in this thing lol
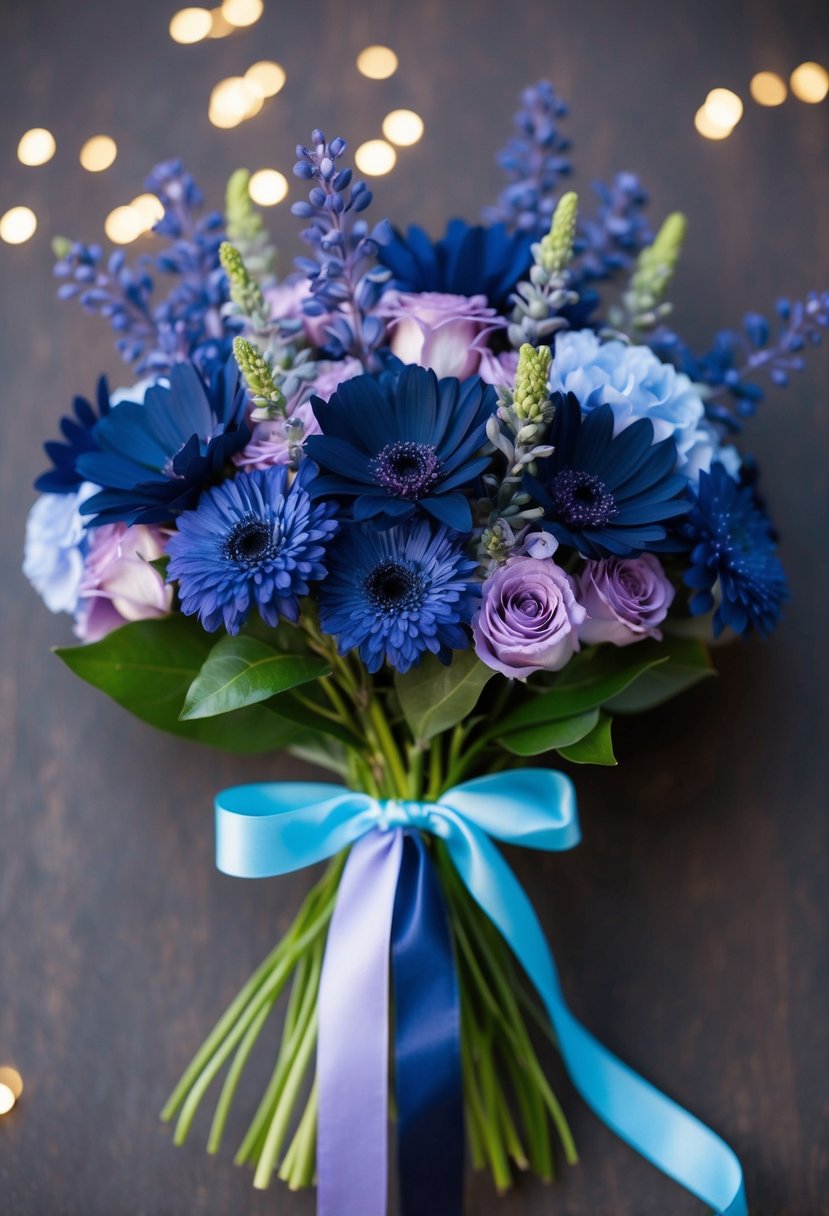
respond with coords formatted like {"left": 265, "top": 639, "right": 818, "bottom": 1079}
{"left": 372, "top": 441, "right": 441, "bottom": 499}
{"left": 364, "top": 560, "right": 426, "bottom": 612}
{"left": 551, "top": 467, "right": 618, "bottom": 530}
{"left": 225, "top": 517, "right": 278, "bottom": 565}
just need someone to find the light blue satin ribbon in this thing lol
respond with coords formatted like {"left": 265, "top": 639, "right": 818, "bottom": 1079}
{"left": 215, "top": 770, "right": 747, "bottom": 1216}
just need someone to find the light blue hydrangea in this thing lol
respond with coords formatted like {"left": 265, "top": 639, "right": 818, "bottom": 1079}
{"left": 550, "top": 330, "right": 740, "bottom": 480}
{"left": 23, "top": 484, "right": 97, "bottom": 615}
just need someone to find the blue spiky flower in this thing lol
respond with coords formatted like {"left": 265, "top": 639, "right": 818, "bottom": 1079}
{"left": 683, "top": 461, "right": 788, "bottom": 637}
{"left": 377, "top": 219, "right": 533, "bottom": 312}
{"left": 77, "top": 359, "right": 248, "bottom": 526}
{"left": 305, "top": 365, "right": 496, "bottom": 533}
{"left": 166, "top": 462, "right": 337, "bottom": 634}
{"left": 36, "top": 376, "right": 112, "bottom": 494}
{"left": 525, "top": 392, "right": 690, "bottom": 558}
{"left": 319, "top": 521, "right": 480, "bottom": 673}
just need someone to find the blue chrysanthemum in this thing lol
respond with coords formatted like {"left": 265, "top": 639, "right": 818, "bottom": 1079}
{"left": 377, "top": 219, "right": 533, "bottom": 312}
{"left": 166, "top": 462, "right": 337, "bottom": 634}
{"left": 36, "top": 377, "right": 112, "bottom": 494}
{"left": 305, "top": 365, "right": 496, "bottom": 533}
{"left": 319, "top": 521, "right": 480, "bottom": 674}
{"left": 683, "top": 461, "right": 788, "bottom": 637}
{"left": 77, "top": 359, "right": 248, "bottom": 526}
{"left": 525, "top": 392, "right": 690, "bottom": 558}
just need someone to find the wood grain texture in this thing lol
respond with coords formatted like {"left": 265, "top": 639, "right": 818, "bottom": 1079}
{"left": 1, "top": 1, "right": 827, "bottom": 1212}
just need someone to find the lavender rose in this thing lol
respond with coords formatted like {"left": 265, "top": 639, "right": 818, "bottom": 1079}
{"left": 575, "top": 554, "right": 675, "bottom": 646}
{"left": 75, "top": 523, "right": 172, "bottom": 642}
{"left": 378, "top": 290, "right": 504, "bottom": 379}
{"left": 473, "top": 556, "right": 586, "bottom": 678}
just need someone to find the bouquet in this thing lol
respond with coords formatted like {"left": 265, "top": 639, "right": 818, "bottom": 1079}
{"left": 24, "top": 79, "right": 827, "bottom": 1216}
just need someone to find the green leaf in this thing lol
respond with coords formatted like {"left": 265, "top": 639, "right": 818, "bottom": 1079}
{"left": 181, "top": 635, "right": 330, "bottom": 720}
{"left": 267, "top": 686, "right": 363, "bottom": 749}
{"left": 493, "top": 647, "right": 667, "bottom": 735}
{"left": 287, "top": 738, "right": 349, "bottom": 778}
{"left": 149, "top": 555, "right": 170, "bottom": 579}
{"left": 604, "top": 638, "right": 715, "bottom": 713}
{"left": 55, "top": 616, "right": 299, "bottom": 753}
{"left": 558, "top": 713, "right": 617, "bottom": 765}
{"left": 499, "top": 708, "right": 599, "bottom": 756}
{"left": 395, "top": 651, "right": 495, "bottom": 742}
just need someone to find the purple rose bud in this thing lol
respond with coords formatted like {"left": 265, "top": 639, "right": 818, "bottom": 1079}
{"left": 575, "top": 554, "right": 675, "bottom": 647}
{"left": 377, "top": 290, "right": 505, "bottom": 380}
{"left": 473, "top": 556, "right": 586, "bottom": 679}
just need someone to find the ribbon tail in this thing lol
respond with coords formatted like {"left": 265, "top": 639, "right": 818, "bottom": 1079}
{"left": 317, "top": 829, "right": 404, "bottom": 1216}
{"left": 391, "top": 832, "right": 464, "bottom": 1216}
{"left": 442, "top": 818, "right": 748, "bottom": 1216}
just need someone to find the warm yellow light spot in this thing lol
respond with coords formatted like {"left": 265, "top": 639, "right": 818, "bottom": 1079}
{"left": 169, "top": 6, "right": 212, "bottom": 43}
{"left": 207, "top": 7, "right": 233, "bottom": 36}
{"left": 0, "top": 1085, "right": 14, "bottom": 1116}
{"left": 17, "top": 128, "right": 56, "bottom": 166}
{"left": 80, "top": 135, "right": 118, "bottom": 172}
{"left": 245, "top": 60, "right": 285, "bottom": 98}
{"left": 0, "top": 1068, "right": 23, "bottom": 1100}
{"left": 381, "top": 109, "right": 424, "bottom": 147}
{"left": 248, "top": 168, "right": 288, "bottom": 206}
{"left": 703, "top": 88, "right": 743, "bottom": 130}
{"left": 130, "top": 193, "right": 165, "bottom": 232}
{"left": 749, "top": 71, "right": 787, "bottom": 107}
{"left": 354, "top": 139, "right": 397, "bottom": 176}
{"left": 209, "top": 76, "right": 263, "bottom": 128}
{"left": 694, "top": 106, "right": 732, "bottom": 140}
{"left": 790, "top": 61, "right": 829, "bottom": 104}
{"left": 356, "top": 45, "right": 398, "bottom": 80}
{"left": 0, "top": 206, "right": 37, "bottom": 244}
{"left": 105, "top": 205, "right": 145, "bottom": 245}
{"left": 221, "top": 0, "right": 263, "bottom": 27}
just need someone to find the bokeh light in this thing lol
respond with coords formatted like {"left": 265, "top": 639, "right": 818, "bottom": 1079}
{"left": 169, "top": 7, "right": 212, "bottom": 43}
{"left": 80, "top": 136, "right": 118, "bottom": 172}
{"left": 0, "top": 1068, "right": 23, "bottom": 1100}
{"left": 694, "top": 106, "right": 732, "bottom": 140}
{"left": 17, "top": 128, "right": 56, "bottom": 167}
{"left": 790, "top": 61, "right": 829, "bottom": 104}
{"left": 381, "top": 109, "right": 424, "bottom": 146}
{"left": 221, "top": 0, "right": 263, "bottom": 27}
{"left": 207, "top": 7, "right": 233, "bottom": 36}
{"left": 703, "top": 88, "right": 743, "bottom": 130}
{"left": 245, "top": 61, "right": 286, "bottom": 98}
{"left": 0, "top": 206, "right": 38, "bottom": 244}
{"left": 104, "top": 205, "right": 145, "bottom": 245}
{"left": 356, "top": 45, "right": 398, "bottom": 80}
{"left": 130, "top": 193, "right": 165, "bottom": 231}
{"left": 248, "top": 169, "right": 288, "bottom": 206}
{"left": 0, "top": 1085, "right": 14, "bottom": 1115}
{"left": 749, "top": 72, "right": 787, "bottom": 107}
{"left": 354, "top": 139, "right": 397, "bottom": 175}
{"left": 209, "top": 76, "right": 263, "bottom": 128}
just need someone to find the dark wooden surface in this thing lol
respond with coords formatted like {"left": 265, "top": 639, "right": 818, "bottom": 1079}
{"left": 1, "top": 2, "right": 827, "bottom": 1212}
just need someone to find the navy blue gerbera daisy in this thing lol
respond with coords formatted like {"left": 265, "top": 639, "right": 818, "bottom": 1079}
{"left": 525, "top": 392, "right": 690, "bottom": 558}
{"left": 35, "top": 376, "right": 112, "bottom": 494}
{"left": 683, "top": 461, "right": 788, "bottom": 637}
{"left": 166, "top": 462, "right": 337, "bottom": 634}
{"left": 305, "top": 365, "right": 496, "bottom": 532}
{"left": 76, "top": 359, "right": 248, "bottom": 526}
{"left": 377, "top": 219, "right": 533, "bottom": 313}
{"left": 319, "top": 520, "right": 480, "bottom": 673}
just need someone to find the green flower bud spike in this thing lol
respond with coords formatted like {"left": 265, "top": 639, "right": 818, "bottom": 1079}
{"left": 233, "top": 336, "right": 286, "bottom": 420}
{"left": 537, "top": 191, "right": 578, "bottom": 277}
{"left": 220, "top": 242, "right": 270, "bottom": 333}
{"left": 225, "top": 168, "right": 276, "bottom": 280}
{"left": 513, "top": 343, "right": 552, "bottom": 423}
{"left": 623, "top": 211, "right": 687, "bottom": 334}
{"left": 51, "top": 235, "right": 73, "bottom": 261}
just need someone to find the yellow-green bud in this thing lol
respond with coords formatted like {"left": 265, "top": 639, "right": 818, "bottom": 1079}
{"left": 220, "top": 241, "right": 267, "bottom": 323}
{"left": 513, "top": 343, "right": 552, "bottom": 421}
{"left": 628, "top": 211, "right": 686, "bottom": 323}
{"left": 538, "top": 191, "right": 578, "bottom": 276}
{"left": 233, "top": 336, "right": 285, "bottom": 414}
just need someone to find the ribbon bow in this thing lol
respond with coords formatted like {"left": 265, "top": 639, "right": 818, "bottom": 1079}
{"left": 216, "top": 770, "right": 747, "bottom": 1216}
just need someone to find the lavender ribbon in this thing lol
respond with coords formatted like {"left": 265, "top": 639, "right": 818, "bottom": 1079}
{"left": 317, "top": 829, "right": 403, "bottom": 1216}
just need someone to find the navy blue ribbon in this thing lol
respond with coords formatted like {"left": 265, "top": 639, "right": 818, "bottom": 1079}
{"left": 391, "top": 832, "right": 464, "bottom": 1216}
